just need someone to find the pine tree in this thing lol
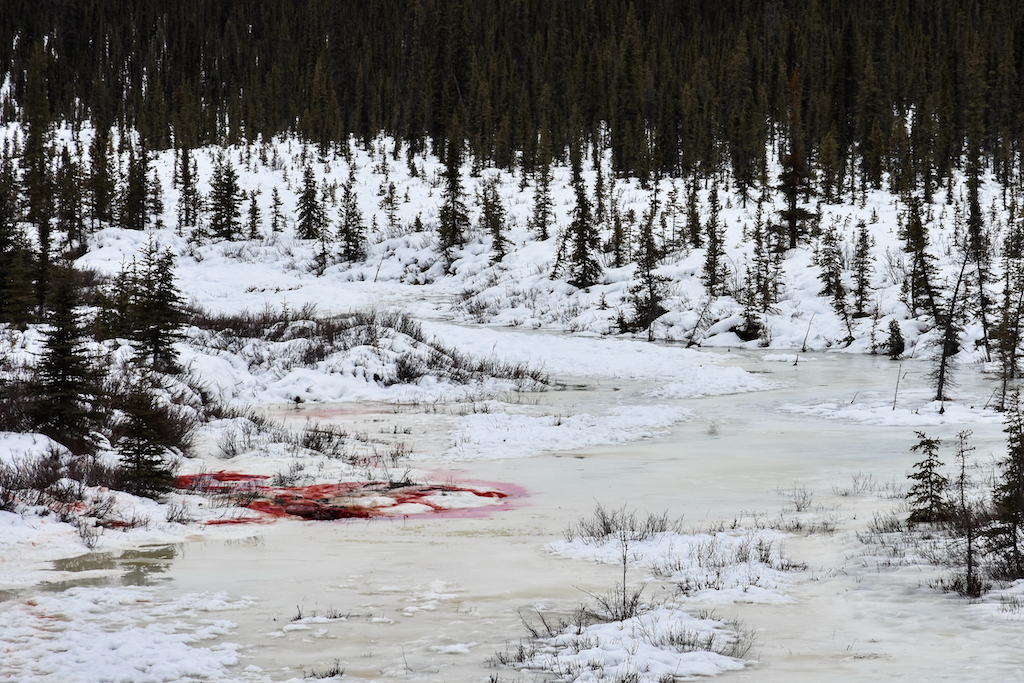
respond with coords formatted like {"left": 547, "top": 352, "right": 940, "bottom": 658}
{"left": 175, "top": 147, "right": 201, "bottom": 235}
{"left": 701, "top": 187, "right": 727, "bottom": 296}
{"left": 529, "top": 124, "right": 554, "bottom": 241}
{"left": 625, "top": 190, "right": 669, "bottom": 339}
{"left": 995, "top": 220, "right": 1024, "bottom": 411}
{"left": 682, "top": 181, "right": 702, "bottom": 249}
{"left": 135, "top": 243, "right": 186, "bottom": 374}
{"left": 951, "top": 429, "right": 985, "bottom": 597}
{"left": 900, "top": 197, "right": 941, "bottom": 320}
{"left": 337, "top": 169, "right": 365, "bottom": 262}
{"left": 930, "top": 259, "right": 969, "bottom": 405}
{"left": 29, "top": 272, "right": 101, "bottom": 454}
{"left": 120, "top": 146, "right": 150, "bottom": 231}
{"left": 55, "top": 147, "right": 85, "bottom": 252}
{"left": 989, "top": 392, "right": 1024, "bottom": 580}
{"left": 270, "top": 187, "right": 285, "bottom": 233}
{"left": 438, "top": 132, "right": 469, "bottom": 264}
{"left": 87, "top": 126, "right": 115, "bottom": 229}
{"left": 748, "top": 204, "right": 781, "bottom": 314}
{"left": 246, "top": 190, "right": 262, "bottom": 240}
{"left": 296, "top": 166, "right": 327, "bottom": 240}
{"left": 379, "top": 181, "right": 399, "bottom": 232}
{"left": 479, "top": 175, "right": 507, "bottom": 263}
{"left": 563, "top": 140, "right": 602, "bottom": 289}
{"left": 966, "top": 158, "right": 993, "bottom": 361}
{"left": 22, "top": 44, "right": 53, "bottom": 315}
{"left": 207, "top": 156, "right": 243, "bottom": 240}
{"left": 778, "top": 68, "right": 815, "bottom": 249}
{"left": 907, "top": 431, "right": 950, "bottom": 525}
{"left": 0, "top": 144, "right": 21, "bottom": 320}
{"left": 886, "top": 319, "right": 906, "bottom": 360}
{"left": 851, "top": 221, "right": 875, "bottom": 317}
{"left": 115, "top": 383, "right": 176, "bottom": 499}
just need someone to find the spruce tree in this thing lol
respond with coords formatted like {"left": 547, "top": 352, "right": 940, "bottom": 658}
{"left": 246, "top": 190, "right": 262, "bottom": 240}
{"left": 989, "top": 392, "right": 1024, "bottom": 580}
{"left": 438, "top": 132, "right": 469, "bottom": 264}
{"left": 818, "top": 223, "right": 847, "bottom": 313}
{"left": 87, "top": 126, "right": 115, "bottom": 229}
{"left": 22, "top": 44, "right": 53, "bottom": 315}
{"left": 479, "top": 175, "right": 507, "bottom": 263}
{"left": 207, "top": 156, "right": 243, "bottom": 240}
{"left": 379, "top": 181, "right": 398, "bottom": 232}
{"left": 0, "top": 143, "right": 18, "bottom": 252}
{"left": 563, "top": 139, "right": 602, "bottom": 289}
{"left": 136, "top": 243, "right": 186, "bottom": 374}
{"left": 995, "top": 220, "right": 1024, "bottom": 411}
{"left": 886, "top": 319, "right": 906, "bottom": 359}
{"left": 907, "top": 431, "right": 950, "bottom": 525}
{"left": 851, "top": 221, "right": 875, "bottom": 317}
{"left": 685, "top": 182, "right": 702, "bottom": 249}
{"left": 3, "top": 248, "right": 37, "bottom": 330}
{"left": 900, "top": 197, "right": 941, "bottom": 320}
{"left": 930, "top": 260, "right": 969, "bottom": 405}
{"left": 701, "top": 187, "right": 727, "bottom": 296}
{"left": 94, "top": 257, "right": 139, "bottom": 341}
{"left": 952, "top": 429, "right": 985, "bottom": 597}
{"left": 116, "top": 384, "right": 176, "bottom": 499}
{"left": 148, "top": 167, "right": 165, "bottom": 230}
{"left": 337, "top": 170, "right": 365, "bottom": 261}
{"left": 529, "top": 124, "right": 554, "bottom": 241}
{"left": 296, "top": 166, "right": 327, "bottom": 240}
{"left": 55, "top": 147, "right": 85, "bottom": 252}
{"left": 270, "top": 187, "right": 285, "bottom": 233}
{"left": 966, "top": 158, "right": 993, "bottom": 361}
{"left": 625, "top": 191, "right": 669, "bottom": 339}
{"left": 0, "top": 144, "right": 20, "bottom": 320}
{"left": 29, "top": 272, "right": 101, "bottom": 454}
{"left": 175, "top": 147, "right": 201, "bottom": 235}
{"left": 748, "top": 205, "right": 781, "bottom": 315}
{"left": 778, "top": 68, "right": 815, "bottom": 249}
{"left": 120, "top": 146, "right": 150, "bottom": 231}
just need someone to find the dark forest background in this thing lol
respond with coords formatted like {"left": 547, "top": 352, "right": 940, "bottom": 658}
{"left": 3, "top": 0, "right": 1022, "bottom": 191}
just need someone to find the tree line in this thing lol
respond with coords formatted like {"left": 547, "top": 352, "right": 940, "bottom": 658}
{"left": 3, "top": 0, "right": 1024, "bottom": 188}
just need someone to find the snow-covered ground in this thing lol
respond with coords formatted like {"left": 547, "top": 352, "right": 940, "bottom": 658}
{"left": 2, "top": 129, "right": 1022, "bottom": 681}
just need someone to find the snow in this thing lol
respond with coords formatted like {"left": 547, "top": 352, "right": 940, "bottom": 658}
{"left": 0, "top": 587, "right": 252, "bottom": 683}
{"left": 1, "top": 126, "right": 1022, "bottom": 681}
{"left": 550, "top": 528, "right": 799, "bottom": 604}
{"left": 515, "top": 607, "right": 750, "bottom": 682}
{"left": 445, "top": 405, "right": 693, "bottom": 460}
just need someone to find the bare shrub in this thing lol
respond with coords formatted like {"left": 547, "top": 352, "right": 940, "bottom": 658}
{"left": 190, "top": 304, "right": 549, "bottom": 389}
{"left": 302, "top": 659, "right": 345, "bottom": 679}
{"left": 777, "top": 485, "right": 813, "bottom": 512}
{"left": 565, "top": 504, "right": 684, "bottom": 543}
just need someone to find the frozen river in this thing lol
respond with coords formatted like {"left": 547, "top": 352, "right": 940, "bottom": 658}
{"left": 9, "top": 347, "right": 1022, "bottom": 682}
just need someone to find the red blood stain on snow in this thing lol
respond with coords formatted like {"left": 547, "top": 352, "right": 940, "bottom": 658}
{"left": 174, "top": 471, "right": 523, "bottom": 524}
